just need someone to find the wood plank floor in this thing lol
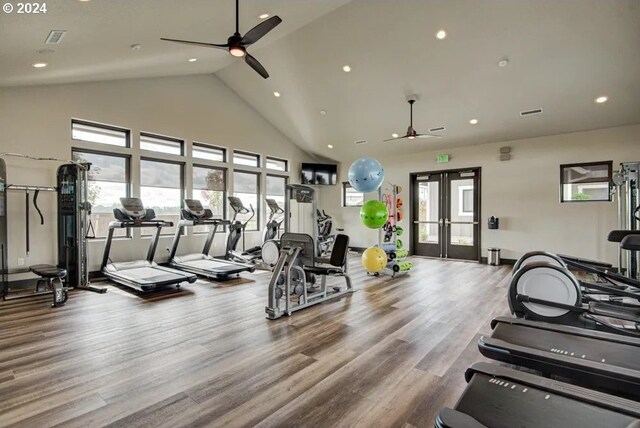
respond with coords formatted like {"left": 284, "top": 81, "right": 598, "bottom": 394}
{"left": 0, "top": 256, "right": 512, "bottom": 428}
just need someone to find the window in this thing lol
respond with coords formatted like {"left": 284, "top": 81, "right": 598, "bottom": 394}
{"left": 192, "top": 165, "right": 226, "bottom": 233}
{"left": 266, "top": 157, "right": 288, "bottom": 172}
{"left": 458, "top": 186, "right": 473, "bottom": 216}
{"left": 342, "top": 182, "right": 364, "bottom": 207}
{"left": 233, "top": 151, "right": 260, "bottom": 168}
{"left": 72, "top": 120, "right": 129, "bottom": 147}
{"left": 560, "top": 161, "right": 612, "bottom": 202}
{"left": 266, "top": 174, "right": 287, "bottom": 230}
{"left": 233, "top": 170, "right": 260, "bottom": 231}
{"left": 140, "top": 159, "right": 183, "bottom": 235}
{"left": 140, "top": 133, "right": 183, "bottom": 155}
{"left": 193, "top": 143, "right": 226, "bottom": 162}
{"left": 72, "top": 150, "right": 129, "bottom": 238}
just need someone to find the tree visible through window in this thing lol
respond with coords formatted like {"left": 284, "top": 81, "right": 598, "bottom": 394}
{"left": 72, "top": 150, "right": 129, "bottom": 238}
{"left": 560, "top": 161, "right": 612, "bottom": 202}
{"left": 192, "top": 166, "right": 226, "bottom": 233}
{"left": 140, "top": 159, "right": 183, "bottom": 235}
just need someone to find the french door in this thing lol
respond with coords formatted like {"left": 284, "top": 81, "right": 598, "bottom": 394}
{"left": 411, "top": 168, "right": 480, "bottom": 261}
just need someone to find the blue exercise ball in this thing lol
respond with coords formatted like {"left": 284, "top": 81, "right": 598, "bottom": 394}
{"left": 348, "top": 158, "right": 384, "bottom": 193}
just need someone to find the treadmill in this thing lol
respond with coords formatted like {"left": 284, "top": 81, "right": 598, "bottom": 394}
{"left": 168, "top": 199, "right": 254, "bottom": 280}
{"left": 478, "top": 316, "right": 640, "bottom": 400}
{"left": 435, "top": 362, "right": 640, "bottom": 428}
{"left": 101, "top": 198, "right": 197, "bottom": 292}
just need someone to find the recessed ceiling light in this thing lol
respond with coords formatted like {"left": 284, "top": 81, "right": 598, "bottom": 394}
{"left": 273, "top": 91, "right": 281, "bottom": 97}
{"left": 320, "top": 110, "right": 326, "bottom": 115}
{"left": 392, "top": 133, "right": 399, "bottom": 138}
{"left": 130, "top": 44, "right": 142, "bottom": 51}
{"left": 498, "top": 58, "right": 509, "bottom": 67}
{"left": 342, "top": 65, "right": 351, "bottom": 72}
{"left": 469, "top": 119, "right": 478, "bottom": 124}
{"left": 327, "top": 144, "right": 334, "bottom": 149}
{"left": 595, "top": 96, "right": 608, "bottom": 104}
{"left": 32, "top": 62, "right": 48, "bottom": 68}
{"left": 436, "top": 30, "right": 447, "bottom": 40}
{"left": 188, "top": 58, "right": 198, "bottom": 62}
{"left": 259, "top": 13, "right": 270, "bottom": 19}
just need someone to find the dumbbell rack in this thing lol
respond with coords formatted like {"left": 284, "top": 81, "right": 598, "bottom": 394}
{"left": 377, "top": 182, "right": 413, "bottom": 277}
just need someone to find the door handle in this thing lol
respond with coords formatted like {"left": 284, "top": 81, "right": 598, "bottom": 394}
{"left": 447, "top": 221, "right": 479, "bottom": 225}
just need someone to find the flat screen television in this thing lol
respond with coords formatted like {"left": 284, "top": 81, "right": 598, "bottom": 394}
{"left": 301, "top": 163, "right": 338, "bottom": 185}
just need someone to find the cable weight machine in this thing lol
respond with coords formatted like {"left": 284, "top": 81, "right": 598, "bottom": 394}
{"left": 0, "top": 153, "right": 105, "bottom": 307}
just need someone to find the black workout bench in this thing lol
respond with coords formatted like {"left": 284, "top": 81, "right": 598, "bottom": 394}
{"left": 29, "top": 264, "right": 69, "bottom": 307}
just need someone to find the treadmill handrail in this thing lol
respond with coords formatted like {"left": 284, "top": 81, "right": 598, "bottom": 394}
{"left": 479, "top": 335, "right": 640, "bottom": 382}
{"left": 177, "top": 218, "right": 231, "bottom": 227}
{"left": 465, "top": 362, "right": 640, "bottom": 418}
{"left": 491, "top": 316, "right": 640, "bottom": 345}
{"left": 108, "top": 220, "right": 173, "bottom": 229}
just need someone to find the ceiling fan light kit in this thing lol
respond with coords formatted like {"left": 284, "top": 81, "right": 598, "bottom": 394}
{"left": 383, "top": 99, "right": 443, "bottom": 142}
{"left": 161, "top": 0, "right": 281, "bottom": 78}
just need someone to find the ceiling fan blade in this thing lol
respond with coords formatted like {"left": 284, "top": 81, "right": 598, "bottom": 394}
{"left": 160, "top": 38, "right": 229, "bottom": 49}
{"left": 241, "top": 16, "right": 282, "bottom": 45}
{"left": 416, "top": 133, "right": 443, "bottom": 139}
{"left": 383, "top": 135, "right": 409, "bottom": 142}
{"left": 245, "top": 53, "right": 269, "bottom": 79}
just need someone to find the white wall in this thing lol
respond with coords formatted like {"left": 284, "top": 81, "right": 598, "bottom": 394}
{"left": 321, "top": 124, "right": 640, "bottom": 264}
{"left": 0, "top": 74, "right": 312, "bottom": 273}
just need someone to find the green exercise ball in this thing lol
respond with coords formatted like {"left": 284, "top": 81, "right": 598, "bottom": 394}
{"left": 360, "top": 200, "right": 388, "bottom": 229}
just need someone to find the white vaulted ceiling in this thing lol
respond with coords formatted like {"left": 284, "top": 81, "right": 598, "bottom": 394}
{"left": 1, "top": 0, "right": 639, "bottom": 160}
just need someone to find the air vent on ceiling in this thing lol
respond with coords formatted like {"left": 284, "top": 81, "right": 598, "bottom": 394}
{"left": 520, "top": 108, "right": 543, "bottom": 117}
{"left": 45, "top": 30, "right": 66, "bottom": 44}
{"left": 429, "top": 126, "right": 446, "bottom": 132}
{"left": 354, "top": 140, "right": 368, "bottom": 145}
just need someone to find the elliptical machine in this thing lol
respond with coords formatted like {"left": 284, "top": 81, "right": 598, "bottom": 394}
{"left": 226, "top": 196, "right": 260, "bottom": 264}
{"left": 226, "top": 196, "right": 284, "bottom": 265}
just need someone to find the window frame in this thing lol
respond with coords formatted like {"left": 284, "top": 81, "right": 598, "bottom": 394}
{"left": 140, "top": 132, "right": 185, "bottom": 156}
{"left": 559, "top": 160, "right": 613, "bottom": 203}
{"left": 71, "top": 147, "right": 131, "bottom": 239}
{"left": 192, "top": 163, "right": 228, "bottom": 235}
{"left": 193, "top": 142, "right": 227, "bottom": 163}
{"left": 342, "top": 182, "right": 364, "bottom": 207}
{"left": 265, "top": 156, "right": 289, "bottom": 172}
{"left": 71, "top": 118, "right": 130, "bottom": 148}
{"left": 140, "top": 157, "right": 185, "bottom": 236}
{"left": 232, "top": 150, "right": 261, "bottom": 168}
{"left": 233, "top": 169, "right": 261, "bottom": 232}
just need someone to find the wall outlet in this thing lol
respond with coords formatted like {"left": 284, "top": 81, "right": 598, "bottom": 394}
{"left": 17, "top": 258, "right": 25, "bottom": 266}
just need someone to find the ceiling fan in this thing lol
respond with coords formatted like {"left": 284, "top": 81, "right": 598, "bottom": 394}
{"left": 160, "top": 0, "right": 282, "bottom": 79}
{"left": 384, "top": 99, "right": 442, "bottom": 142}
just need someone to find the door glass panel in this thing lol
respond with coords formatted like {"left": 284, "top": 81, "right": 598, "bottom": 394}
{"left": 450, "top": 178, "right": 474, "bottom": 245}
{"left": 418, "top": 181, "right": 439, "bottom": 243}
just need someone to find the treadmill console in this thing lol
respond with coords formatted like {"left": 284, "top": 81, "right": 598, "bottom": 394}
{"left": 119, "top": 197, "right": 146, "bottom": 219}
{"left": 184, "top": 199, "right": 205, "bottom": 217}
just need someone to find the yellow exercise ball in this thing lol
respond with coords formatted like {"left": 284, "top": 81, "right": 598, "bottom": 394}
{"left": 362, "top": 246, "right": 388, "bottom": 273}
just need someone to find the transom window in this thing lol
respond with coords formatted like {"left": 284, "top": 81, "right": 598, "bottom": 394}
{"left": 72, "top": 119, "right": 129, "bottom": 147}
{"left": 140, "top": 133, "right": 183, "bottom": 156}
{"left": 233, "top": 151, "right": 260, "bottom": 168}
{"left": 266, "top": 157, "right": 288, "bottom": 172}
{"left": 193, "top": 143, "right": 226, "bottom": 162}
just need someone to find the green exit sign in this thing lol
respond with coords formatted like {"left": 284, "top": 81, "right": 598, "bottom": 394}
{"left": 437, "top": 154, "right": 449, "bottom": 163}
